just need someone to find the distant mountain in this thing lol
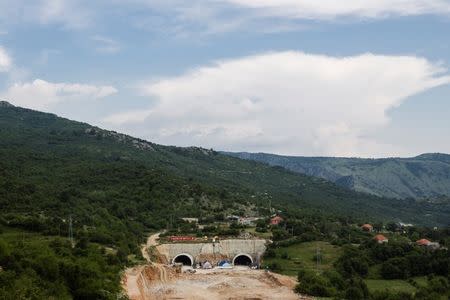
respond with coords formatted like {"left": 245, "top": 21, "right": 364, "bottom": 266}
{"left": 225, "top": 152, "right": 450, "bottom": 199}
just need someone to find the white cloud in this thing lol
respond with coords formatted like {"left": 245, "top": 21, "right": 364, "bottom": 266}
{"left": 104, "top": 52, "right": 450, "bottom": 157}
{"left": 1, "top": 0, "right": 448, "bottom": 36}
{"left": 124, "top": 0, "right": 450, "bottom": 36}
{"left": 2, "top": 79, "right": 117, "bottom": 111}
{"left": 0, "top": 46, "right": 12, "bottom": 72}
{"left": 91, "top": 36, "right": 121, "bottom": 54}
{"left": 226, "top": 0, "right": 450, "bottom": 19}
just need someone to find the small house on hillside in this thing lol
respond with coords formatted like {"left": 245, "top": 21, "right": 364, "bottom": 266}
{"left": 416, "top": 239, "right": 431, "bottom": 246}
{"left": 270, "top": 216, "right": 284, "bottom": 225}
{"left": 361, "top": 224, "right": 373, "bottom": 232}
{"left": 238, "top": 217, "right": 259, "bottom": 226}
{"left": 416, "top": 239, "right": 440, "bottom": 250}
{"left": 181, "top": 218, "right": 199, "bottom": 223}
{"left": 374, "top": 234, "right": 388, "bottom": 244}
{"left": 226, "top": 215, "right": 240, "bottom": 222}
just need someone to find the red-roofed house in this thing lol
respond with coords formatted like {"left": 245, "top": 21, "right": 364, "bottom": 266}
{"left": 361, "top": 224, "right": 373, "bottom": 232}
{"left": 416, "top": 239, "right": 431, "bottom": 246}
{"left": 374, "top": 234, "right": 388, "bottom": 244}
{"left": 270, "top": 216, "right": 284, "bottom": 226}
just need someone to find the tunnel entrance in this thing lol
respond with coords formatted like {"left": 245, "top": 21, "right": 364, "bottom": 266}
{"left": 233, "top": 254, "right": 253, "bottom": 266}
{"left": 173, "top": 254, "right": 193, "bottom": 266}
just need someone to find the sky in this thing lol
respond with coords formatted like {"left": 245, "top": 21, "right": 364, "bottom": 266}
{"left": 0, "top": 0, "right": 450, "bottom": 158}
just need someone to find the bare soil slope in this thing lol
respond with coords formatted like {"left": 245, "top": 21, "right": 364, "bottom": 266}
{"left": 126, "top": 266, "right": 309, "bottom": 300}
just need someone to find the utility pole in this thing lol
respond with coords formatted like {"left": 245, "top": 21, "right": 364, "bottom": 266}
{"left": 68, "top": 215, "right": 74, "bottom": 248}
{"left": 316, "top": 247, "right": 321, "bottom": 271}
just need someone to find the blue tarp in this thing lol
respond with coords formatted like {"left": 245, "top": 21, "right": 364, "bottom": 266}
{"left": 218, "top": 260, "right": 231, "bottom": 266}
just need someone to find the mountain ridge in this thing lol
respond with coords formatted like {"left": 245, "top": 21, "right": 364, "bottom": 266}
{"left": 225, "top": 151, "right": 450, "bottom": 199}
{"left": 1, "top": 103, "right": 449, "bottom": 227}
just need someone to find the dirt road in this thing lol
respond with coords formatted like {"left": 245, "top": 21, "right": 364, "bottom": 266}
{"left": 141, "top": 232, "right": 161, "bottom": 262}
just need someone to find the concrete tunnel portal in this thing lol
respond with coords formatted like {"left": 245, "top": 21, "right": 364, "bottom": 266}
{"left": 233, "top": 253, "right": 253, "bottom": 266}
{"left": 173, "top": 253, "right": 194, "bottom": 266}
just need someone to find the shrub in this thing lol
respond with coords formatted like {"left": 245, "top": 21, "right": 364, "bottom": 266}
{"left": 380, "top": 257, "right": 409, "bottom": 279}
{"left": 335, "top": 246, "right": 369, "bottom": 277}
{"left": 345, "top": 286, "right": 364, "bottom": 300}
{"left": 295, "top": 269, "right": 335, "bottom": 297}
{"left": 267, "top": 262, "right": 282, "bottom": 272}
{"left": 264, "top": 248, "right": 276, "bottom": 258}
{"left": 427, "top": 276, "right": 449, "bottom": 294}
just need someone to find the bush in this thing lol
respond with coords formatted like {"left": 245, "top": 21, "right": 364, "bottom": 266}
{"left": 345, "top": 277, "right": 369, "bottom": 299}
{"left": 335, "top": 246, "right": 369, "bottom": 277}
{"left": 264, "top": 248, "right": 276, "bottom": 258}
{"left": 267, "top": 262, "right": 282, "bottom": 272}
{"left": 323, "top": 270, "right": 345, "bottom": 290}
{"left": 295, "top": 269, "right": 335, "bottom": 297}
{"left": 370, "top": 290, "right": 414, "bottom": 300}
{"left": 272, "top": 228, "right": 290, "bottom": 241}
{"left": 380, "top": 257, "right": 409, "bottom": 279}
{"left": 345, "top": 286, "right": 364, "bottom": 300}
{"left": 427, "top": 276, "right": 449, "bottom": 294}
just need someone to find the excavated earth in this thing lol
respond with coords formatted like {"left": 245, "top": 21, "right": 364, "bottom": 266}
{"left": 123, "top": 232, "right": 310, "bottom": 300}
{"left": 123, "top": 264, "right": 310, "bottom": 300}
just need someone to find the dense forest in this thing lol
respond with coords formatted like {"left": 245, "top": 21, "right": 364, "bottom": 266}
{"left": 0, "top": 102, "right": 449, "bottom": 298}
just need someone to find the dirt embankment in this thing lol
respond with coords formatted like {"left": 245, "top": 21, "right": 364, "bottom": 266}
{"left": 123, "top": 232, "right": 310, "bottom": 300}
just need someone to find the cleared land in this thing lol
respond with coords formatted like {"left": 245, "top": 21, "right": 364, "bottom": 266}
{"left": 123, "top": 232, "right": 309, "bottom": 300}
{"left": 126, "top": 265, "right": 309, "bottom": 300}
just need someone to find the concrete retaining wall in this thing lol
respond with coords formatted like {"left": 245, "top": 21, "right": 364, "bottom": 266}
{"left": 156, "top": 239, "right": 266, "bottom": 265}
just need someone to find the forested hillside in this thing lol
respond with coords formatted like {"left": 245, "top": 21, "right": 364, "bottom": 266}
{"left": 1, "top": 101, "right": 449, "bottom": 229}
{"left": 226, "top": 152, "right": 450, "bottom": 199}
{"left": 0, "top": 101, "right": 449, "bottom": 298}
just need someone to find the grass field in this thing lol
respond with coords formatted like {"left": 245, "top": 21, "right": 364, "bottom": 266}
{"left": 246, "top": 227, "right": 273, "bottom": 239}
{"left": 365, "top": 279, "right": 416, "bottom": 294}
{"left": 262, "top": 241, "right": 343, "bottom": 276}
{"left": 365, "top": 277, "right": 428, "bottom": 294}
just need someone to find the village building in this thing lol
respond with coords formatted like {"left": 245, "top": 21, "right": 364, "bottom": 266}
{"left": 361, "top": 224, "right": 373, "bottom": 232}
{"left": 181, "top": 218, "right": 199, "bottom": 223}
{"left": 374, "top": 234, "right": 388, "bottom": 244}
{"left": 270, "top": 216, "right": 283, "bottom": 226}
{"left": 238, "top": 217, "right": 260, "bottom": 226}
{"left": 416, "top": 238, "right": 441, "bottom": 250}
{"left": 416, "top": 238, "right": 431, "bottom": 246}
{"left": 226, "top": 215, "right": 240, "bottom": 222}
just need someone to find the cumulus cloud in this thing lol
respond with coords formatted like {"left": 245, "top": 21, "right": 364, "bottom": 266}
{"left": 2, "top": 79, "right": 117, "bottom": 111}
{"left": 226, "top": 0, "right": 450, "bottom": 19}
{"left": 0, "top": 46, "right": 12, "bottom": 72}
{"left": 104, "top": 52, "right": 450, "bottom": 156}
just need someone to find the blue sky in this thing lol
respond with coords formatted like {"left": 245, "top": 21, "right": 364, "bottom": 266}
{"left": 0, "top": 0, "right": 449, "bottom": 157}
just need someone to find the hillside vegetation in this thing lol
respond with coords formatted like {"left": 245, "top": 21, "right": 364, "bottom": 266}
{"left": 226, "top": 152, "right": 450, "bottom": 199}
{"left": 0, "top": 101, "right": 449, "bottom": 299}
{"left": 1, "top": 101, "right": 449, "bottom": 228}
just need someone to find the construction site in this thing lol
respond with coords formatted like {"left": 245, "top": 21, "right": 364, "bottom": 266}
{"left": 123, "top": 232, "right": 309, "bottom": 300}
